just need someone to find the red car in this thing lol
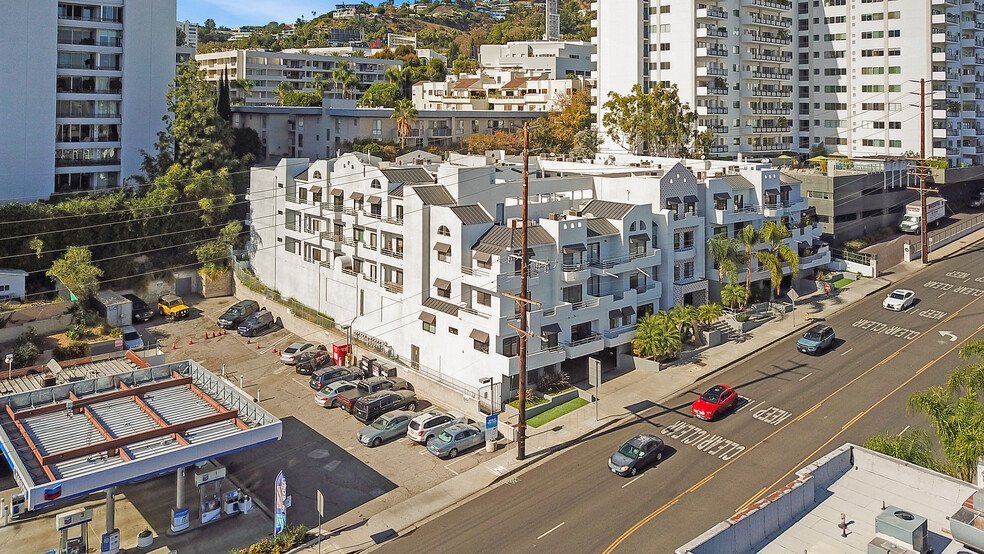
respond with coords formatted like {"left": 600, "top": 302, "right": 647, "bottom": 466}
{"left": 691, "top": 384, "right": 737, "bottom": 421}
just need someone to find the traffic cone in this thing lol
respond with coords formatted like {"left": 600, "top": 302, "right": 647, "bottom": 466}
{"left": 246, "top": 339, "right": 251, "bottom": 344}
{"left": 189, "top": 338, "right": 194, "bottom": 345}
{"left": 256, "top": 344, "right": 261, "bottom": 349}
{"left": 171, "top": 343, "right": 176, "bottom": 350}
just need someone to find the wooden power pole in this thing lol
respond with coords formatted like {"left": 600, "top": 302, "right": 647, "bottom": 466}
{"left": 908, "top": 78, "right": 937, "bottom": 264}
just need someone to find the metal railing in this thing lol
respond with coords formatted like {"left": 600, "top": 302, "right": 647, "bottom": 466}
{"left": 381, "top": 248, "right": 403, "bottom": 259}
{"left": 235, "top": 264, "right": 335, "bottom": 331}
{"left": 929, "top": 211, "right": 984, "bottom": 249}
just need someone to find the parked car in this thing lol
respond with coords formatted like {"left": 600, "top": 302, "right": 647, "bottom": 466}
{"left": 609, "top": 434, "right": 665, "bottom": 477}
{"left": 157, "top": 294, "right": 190, "bottom": 320}
{"left": 308, "top": 367, "right": 362, "bottom": 390}
{"left": 970, "top": 191, "right": 984, "bottom": 208}
{"left": 335, "top": 376, "right": 409, "bottom": 413}
{"left": 426, "top": 423, "right": 484, "bottom": 458}
{"left": 280, "top": 342, "right": 326, "bottom": 365}
{"left": 407, "top": 410, "right": 465, "bottom": 444}
{"left": 883, "top": 289, "right": 916, "bottom": 311}
{"left": 121, "top": 325, "right": 144, "bottom": 350}
{"left": 217, "top": 300, "right": 260, "bottom": 329}
{"left": 357, "top": 411, "right": 415, "bottom": 447}
{"left": 353, "top": 390, "right": 418, "bottom": 423}
{"left": 123, "top": 294, "right": 154, "bottom": 322}
{"left": 237, "top": 309, "right": 275, "bottom": 337}
{"left": 797, "top": 324, "right": 835, "bottom": 355}
{"left": 691, "top": 384, "right": 737, "bottom": 421}
{"left": 296, "top": 350, "right": 334, "bottom": 376}
{"left": 314, "top": 380, "right": 359, "bottom": 408}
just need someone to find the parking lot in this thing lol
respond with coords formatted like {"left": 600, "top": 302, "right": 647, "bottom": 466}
{"left": 3, "top": 294, "right": 497, "bottom": 552}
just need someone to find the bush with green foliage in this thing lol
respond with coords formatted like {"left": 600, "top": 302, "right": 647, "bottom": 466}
{"left": 54, "top": 341, "right": 90, "bottom": 361}
{"left": 226, "top": 524, "right": 308, "bottom": 554}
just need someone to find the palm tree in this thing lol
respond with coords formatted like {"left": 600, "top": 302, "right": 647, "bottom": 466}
{"left": 391, "top": 98, "right": 418, "bottom": 148}
{"left": 721, "top": 282, "right": 748, "bottom": 310}
{"left": 275, "top": 81, "right": 293, "bottom": 106}
{"left": 697, "top": 302, "right": 724, "bottom": 330}
{"left": 632, "top": 312, "right": 682, "bottom": 360}
{"left": 669, "top": 303, "right": 700, "bottom": 346}
{"left": 863, "top": 429, "right": 942, "bottom": 472}
{"left": 312, "top": 73, "right": 329, "bottom": 98}
{"left": 735, "top": 224, "right": 761, "bottom": 290}
{"left": 707, "top": 233, "right": 738, "bottom": 283}
{"left": 946, "top": 340, "right": 984, "bottom": 394}
{"left": 331, "top": 61, "right": 359, "bottom": 99}
{"left": 235, "top": 78, "right": 255, "bottom": 99}
{"left": 907, "top": 386, "right": 984, "bottom": 483}
{"left": 757, "top": 221, "right": 800, "bottom": 299}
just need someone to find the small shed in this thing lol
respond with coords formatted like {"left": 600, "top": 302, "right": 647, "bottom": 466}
{"left": 0, "top": 268, "right": 27, "bottom": 302}
{"left": 93, "top": 290, "right": 132, "bottom": 328}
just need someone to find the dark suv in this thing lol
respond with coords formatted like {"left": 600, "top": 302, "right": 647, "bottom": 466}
{"left": 353, "top": 390, "right": 418, "bottom": 423}
{"left": 309, "top": 366, "right": 362, "bottom": 389}
{"left": 336, "top": 376, "right": 410, "bottom": 413}
{"left": 237, "top": 309, "right": 275, "bottom": 337}
{"left": 123, "top": 294, "right": 154, "bottom": 322}
{"left": 217, "top": 300, "right": 260, "bottom": 329}
{"left": 295, "top": 350, "right": 333, "bottom": 376}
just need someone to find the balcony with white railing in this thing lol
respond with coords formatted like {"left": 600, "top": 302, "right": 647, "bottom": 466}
{"left": 604, "top": 324, "right": 638, "bottom": 348}
{"left": 798, "top": 247, "right": 831, "bottom": 270}
{"left": 563, "top": 333, "right": 605, "bottom": 358}
{"left": 562, "top": 262, "right": 591, "bottom": 282}
{"left": 507, "top": 344, "right": 568, "bottom": 373}
{"left": 589, "top": 249, "right": 662, "bottom": 277}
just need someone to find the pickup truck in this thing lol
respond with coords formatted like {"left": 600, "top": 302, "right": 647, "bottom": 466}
{"left": 157, "top": 294, "right": 190, "bottom": 320}
{"left": 335, "top": 376, "right": 409, "bottom": 413}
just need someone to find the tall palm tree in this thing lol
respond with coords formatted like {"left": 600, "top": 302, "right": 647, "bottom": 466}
{"left": 757, "top": 221, "right": 799, "bottom": 299}
{"left": 696, "top": 302, "right": 724, "bottom": 330}
{"left": 235, "top": 78, "right": 255, "bottom": 99}
{"left": 275, "top": 81, "right": 293, "bottom": 106}
{"left": 312, "top": 73, "right": 329, "bottom": 97}
{"left": 863, "top": 430, "right": 942, "bottom": 473}
{"left": 669, "top": 303, "right": 700, "bottom": 346}
{"left": 707, "top": 233, "right": 738, "bottom": 283}
{"left": 331, "top": 61, "right": 359, "bottom": 99}
{"left": 720, "top": 282, "right": 748, "bottom": 310}
{"left": 907, "top": 386, "right": 984, "bottom": 483}
{"left": 946, "top": 340, "right": 984, "bottom": 394}
{"left": 632, "top": 312, "right": 681, "bottom": 360}
{"left": 391, "top": 98, "right": 418, "bottom": 148}
{"left": 735, "top": 224, "right": 761, "bottom": 290}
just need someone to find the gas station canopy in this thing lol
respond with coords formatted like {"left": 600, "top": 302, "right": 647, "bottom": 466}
{"left": 0, "top": 361, "right": 282, "bottom": 511}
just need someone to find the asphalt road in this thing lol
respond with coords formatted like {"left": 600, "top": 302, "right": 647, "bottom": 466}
{"left": 383, "top": 241, "right": 984, "bottom": 553}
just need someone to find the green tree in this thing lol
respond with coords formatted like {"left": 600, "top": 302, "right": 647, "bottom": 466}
{"left": 601, "top": 83, "right": 710, "bottom": 157}
{"left": 391, "top": 98, "right": 418, "bottom": 148}
{"left": 232, "top": 127, "right": 263, "bottom": 164}
{"left": 735, "top": 224, "right": 761, "bottom": 290}
{"left": 176, "top": 27, "right": 187, "bottom": 47}
{"left": 216, "top": 68, "right": 232, "bottom": 123}
{"left": 29, "top": 237, "right": 43, "bottom": 259}
{"left": 756, "top": 221, "right": 799, "bottom": 299}
{"left": 47, "top": 246, "right": 103, "bottom": 302}
{"left": 529, "top": 90, "right": 591, "bottom": 155}
{"left": 275, "top": 81, "right": 294, "bottom": 105}
{"left": 907, "top": 386, "right": 984, "bottom": 482}
{"left": 359, "top": 82, "right": 403, "bottom": 108}
{"left": 452, "top": 56, "right": 479, "bottom": 75}
{"left": 331, "top": 61, "right": 359, "bottom": 98}
{"left": 166, "top": 60, "right": 235, "bottom": 172}
{"left": 721, "top": 282, "right": 748, "bottom": 310}
{"left": 863, "top": 430, "right": 942, "bottom": 472}
{"left": 707, "top": 233, "right": 738, "bottom": 283}
{"left": 697, "top": 303, "right": 724, "bottom": 331}
{"left": 235, "top": 78, "right": 255, "bottom": 98}
{"left": 632, "top": 313, "right": 682, "bottom": 360}
{"left": 312, "top": 72, "right": 329, "bottom": 98}
{"left": 195, "top": 221, "right": 242, "bottom": 278}
{"left": 669, "top": 303, "right": 700, "bottom": 346}
{"left": 571, "top": 129, "right": 602, "bottom": 160}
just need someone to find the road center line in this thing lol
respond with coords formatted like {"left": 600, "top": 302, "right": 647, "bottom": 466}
{"left": 622, "top": 475, "right": 644, "bottom": 489}
{"left": 840, "top": 348, "right": 854, "bottom": 356}
{"left": 798, "top": 372, "right": 813, "bottom": 382}
{"left": 537, "top": 522, "right": 565, "bottom": 540}
{"left": 603, "top": 291, "right": 984, "bottom": 554}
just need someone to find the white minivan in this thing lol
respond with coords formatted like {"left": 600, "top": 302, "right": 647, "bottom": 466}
{"left": 122, "top": 325, "right": 144, "bottom": 350}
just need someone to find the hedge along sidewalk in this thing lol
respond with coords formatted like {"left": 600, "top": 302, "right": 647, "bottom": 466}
{"left": 528, "top": 398, "right": 589, "bottom": 428}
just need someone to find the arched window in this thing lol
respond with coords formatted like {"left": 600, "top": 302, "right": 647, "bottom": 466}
{"left": 629, "top": 222, "right": 637, "bottom": 232}
{"left": 639, "top": 221, "right": 647, "bottom": 230}
{"left": 370, "top": 179, "right": 381, "bottom": 189}
{"left": 312, "top": 170, "right": 322, "bottom": 180}
{"left": 437, "top": 225, "right": 451, "bottom": 237}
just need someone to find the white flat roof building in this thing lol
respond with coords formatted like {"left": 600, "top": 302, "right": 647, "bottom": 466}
{"left": 0, "top": 0, "right": 175, "bottom": 200}
{"left": 479, "top": 41, "right": 595, "bottom": 79}
{"left": 412, "top": 70, "right": 585, "bottom": 112}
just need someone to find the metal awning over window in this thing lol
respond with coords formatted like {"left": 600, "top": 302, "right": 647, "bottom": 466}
{"left": 621, "top": 306, "right": 635, "bottom": 318}
{"left": 330, "top": 188, "right": 343, "bottom": 196}
{"left": 629, "top": 234, "right": 650, "bottom": 242}
{"left": 309, "top": 185, "right": 322, "bottom": 194}
{"left": 349, "top": 192, "right": 364, "bottom": 200}
{"left": 609, "top": 309, "right": 622, "bottom": 319}
{"left": 683, "top": 195, "right": 699, "bottom": 204}
{"left": 433, "top": 242, "right": 452, "bottom": 254}
{"left": 469, "top": 329, "right": 490, "bottom": 342}
{"left": 473, "top": 251, "right": 492, "bottom": 263}
{"left": 367, "top": 195, "right": 382, "bottom": 204}
{"left": 713, "top": 192, "right": 731, "bottom": 201}
{"left": 665, "top": 196, "right": 681, "bottom": 205}
{"left": 418, "top": 312, "right": 436, "bottom": 324}
{"left": 780, "top": 185, "right": 793, "bottom": 192}
{"left": 433, "top": 278, "right": 451, "bottom": 290}
{"left": 541, "top": 323, "right": 561, "bottom": 334}
{"left": 764, "top": 188, "right": 779, "bottom": 196}
{"left": 562, "top": 243, "right": 586, "bottom": 254}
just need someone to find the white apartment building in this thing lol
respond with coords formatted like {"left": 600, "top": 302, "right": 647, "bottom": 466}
{"left": 412, "top": 70, "right": 585, "bottom": 112}
{"left": 592, "top": 0, "right": 984, "bottom": 167}
{"left": 479, "top": 40, "right": 595, "bottom": 78}
{"left": 0, "top": 0, "right": 175, "bottom": 200}
{"left": 195, "top": 49, "right": 401, "bottom": 106}
{"left": 246, "top": 153, "right": 824, "bottom": 397}
{"left": 176, "top": 19, "right": 197, "bottom": 48}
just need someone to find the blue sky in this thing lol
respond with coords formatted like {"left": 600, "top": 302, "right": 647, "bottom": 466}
{"left": 177, "top": 1, "right": 385, "bottom": 29}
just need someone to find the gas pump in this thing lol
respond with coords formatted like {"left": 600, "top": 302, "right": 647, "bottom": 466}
{"left": 194, "top": 462, "right": 226, "bottom": 525}
{"left": 56, "top": 507, "right": 93, "bottom": 554}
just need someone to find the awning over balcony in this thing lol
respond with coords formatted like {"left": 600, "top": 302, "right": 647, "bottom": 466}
{"left": 469, "top": 329, "right": 489, "bottom": 342}
{"left": 541, "top": 323, "right": 562, "bottom": 335}
{"left": 764, "top": 188, "right": 779, "bottom": 196}
{"left": 713, "top": 192, "right": 731, "bottom": 201}
{"left": 349, "top": 191, "right": 364, "bottom": 200}
{"left": 433, "top": 278, "right": 451, "bottom": 290}
{"left": 418, "top": 311, "right": 436, "bottom": 324}
{"left": 433, "top": 242, "right": 452, "bottom": 254}
{"left": 803, "top": 206, "right": 817, "bottom": 217}
{"left": 629, "top": 234, "right": 650, "bottom": 242}
{"left": 665, "top": 196, "right": 681, "bottom": 206}
{"left": 473, "top": 251, "right": 492, "bottom": 263}
{"left": 562, "top": 243, "right": 586, "bottom": 254}
{"left": 367, "top": 195, "right": 382, "bottom": 204}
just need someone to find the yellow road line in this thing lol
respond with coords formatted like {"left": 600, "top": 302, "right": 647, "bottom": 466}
{"left": 603, "top": 292, "right": 984, "bottom": 554}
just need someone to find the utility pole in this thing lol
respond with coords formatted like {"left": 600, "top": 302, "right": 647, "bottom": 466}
{"left": 908, "top": 79, "right": 937, "bottom": 265}
{"left": 517, "top": 122, "right": 530, "bottom": 461}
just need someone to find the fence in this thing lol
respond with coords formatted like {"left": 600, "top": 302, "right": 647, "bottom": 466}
{"left": 234, "top": 262, "right": 335, "bottom": 331}
{"left": 928, "top": 212, "right": 984, "bottom": 252}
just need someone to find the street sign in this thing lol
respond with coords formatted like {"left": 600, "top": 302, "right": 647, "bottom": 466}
{"left": 274, "top": 471, "right": 287, "bottom": 536}
{"left": 787, "top": 288, "right": 800, "bottom": 301}
{"left": 588, "top": 357, "right": 602, "bottom": 387}
{"left": 317, "top": 490, "right": 324, "bottom": 518}
{"left": 115, "top": 339, "right": 123, "bottom": 348}
{"left": 485, "top": 413, "right": 498, "bottom": 442}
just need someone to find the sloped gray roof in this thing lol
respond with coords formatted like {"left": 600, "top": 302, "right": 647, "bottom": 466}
{"left": 413, "top": 185, "right": 456, "bottom": 206}
{"left": 586, "top": 218, "right": 620, "bottom": 237}
{"left": 581, "top": 200, "right": 635, "bottom": 220}
{"left": 294, "top": 167, "right": 309, "bottom": 180}
{"left": 472, "top": 224, "right": 555, "bottom": 254}
{"left": 381, "top": 167, "right": 435, "bottom": 185}
{"left": 389, "top": 183, "right": 405, "bottom": 198}
{"left": 719, "top": 174, "right": 755, "bottom": 189}
{"left": 450, "top": 205, "right": 493, "bottom": 226}
{"left": 779, "top": 172, "right": 801, "bottom": 185}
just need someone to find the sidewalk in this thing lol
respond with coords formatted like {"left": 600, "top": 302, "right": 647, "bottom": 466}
{"left": 294, "top": 231, "right": 984, "bottom": 554}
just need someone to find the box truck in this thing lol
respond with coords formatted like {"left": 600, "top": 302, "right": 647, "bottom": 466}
{"left": 900, "top": 197, "right": 946, "bottom": 233}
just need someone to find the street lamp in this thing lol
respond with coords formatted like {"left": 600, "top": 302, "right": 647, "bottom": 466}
{"left": 5, "top": 353, "right": 13, "bottom": 382}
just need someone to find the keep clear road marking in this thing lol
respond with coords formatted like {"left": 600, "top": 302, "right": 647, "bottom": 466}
{"left": 622, "top": 474, "right": 644, "bottom": 489}
{"left": 602, "top": 292, "right": 984, "bottom": 554}
{"left": 537, "top": 522, "right": 565, "bottom": 540}
{"left": 752, "top": 406, "right": 794, "bottom": 426}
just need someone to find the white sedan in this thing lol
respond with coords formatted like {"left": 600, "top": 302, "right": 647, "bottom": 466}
{"left": 883, "top": 289, "right": 916, "bottom": 311}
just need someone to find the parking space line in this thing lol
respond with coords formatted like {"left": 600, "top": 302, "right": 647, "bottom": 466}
{"left": 622, "top": 475, "right": 644, "bottom": 489}
{"left": 291, "top": 378, "right": 309, "bottom": 388}
{"left": 798, "top": 372, "right": 813, "bottom": 382}
{"left": 537, "top": 522, "right": 565, "bottom": 540}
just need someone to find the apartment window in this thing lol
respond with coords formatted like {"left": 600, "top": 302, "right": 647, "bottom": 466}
{"left": 861, "top": 67, "right": 885, "bottom": 75}
{"left": 823, "top": 34, "right": 846, "bottom": 41}
{"left": 834, "top": 213, "right": 858, "bottom": 223}
{"left": 862, "top": 85, "right": 885, "bottom": 93}
{"left": 824, "top": 51, "right": 845, "bottom": 59}
{"left": 824, "top": 16, "right": 846, "bottom": 23}
{"left": 861, "top": 31, "right": 884, "bottom": 39}
{"left": 824, "top": 68, "right": 847, "bottom": 76}
{"left": 824, "top": 85, "right": 847, "bottom": 93}
{"left": 861, "top": 12, "right": 884, "bottom": 21}
{"left": 449, "top": 327, "right": 458, "bottom": 335}
{"left": 562, "top": 285, "right": 582, "bottom": 304}
{"left": 824, "top": 102, "right": 848, "bottom": 110}
{"left": 862, "top": 103, "right": 885, "bottom": 111}
{"left": 502, "top": 336, "right": 520, "bottom": 357}
{"left": 870, "top": 121, "right": 886, "bottom": 129}
{"left": 660, "top": 43, "right": 670, "bottom": 51}
{"left": 890, "top": 140, "right": 902, "bottom": 147}
{"left": 888, "top": 30, "right": 900, "bottom": 37}
{"left": 437, "top": 225, "right": 450, "bottom": 236}
{"left": 889, "top": 67, "right": 901, "bottom": 74}
{"left": 889, "top": 121, "right": 901, "bottom": 129}
{"left": 888, "top": 49, "right": 901, "bottom": 56}
{"left": 807, "top": 191, "right": 830, "bottom": 199}
{"left": 660, "top": 62, "right": 671, "bottom": 70}
{"left": 659, "top": 24, "right": 670, "bottom": 32}
{"left": 422, "top": 319, "right": 436, "bottom": 334}
{"left": 372, "top": 119, "right": 382, "bottom": 136}
{"left": 862, "top": 139, "right": 886, "bottom": 147}
{"left": 659, "top": 5, "right": 670, "bottom": 12}
{"left": 434, "top": 278, "right": 451, "bottom": 298}
{"left": 888, "top": 11, "right": 900, "bottom": 18}
{"left": 370, "top": 179, "right": 381, "bottom": 189}
{"left": 471, "top": 330, "right": 490, "bottom": 354}
{"left": 824, "top": 120, "right": 845, "bottom": 128}
{"left": 476, "top": 291, "right": 492, "bottom": 306}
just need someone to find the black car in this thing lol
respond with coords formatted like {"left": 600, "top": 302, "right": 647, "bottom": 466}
{"left": 123, "top": 294, "right": 154, "bottom": 322}
{"left": 608, "top": 434, "right": 665, "bottom": 477}
{"left": 353, "top": 390, "right": 418, "bottom": 423}
{"left": 237, "top": 309, "right": 275, "bottom": 337}
{"left": 217, "top": 300, "right": 260, "bottom": 329}
{"left": 336, "top": 376, "right": 410, "bottom": 412}
{"left": 295, "top": 350, "right": 333, "bottom": 376}
{"left": 309, "top": 366, "right": 362, "bottom": 389}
